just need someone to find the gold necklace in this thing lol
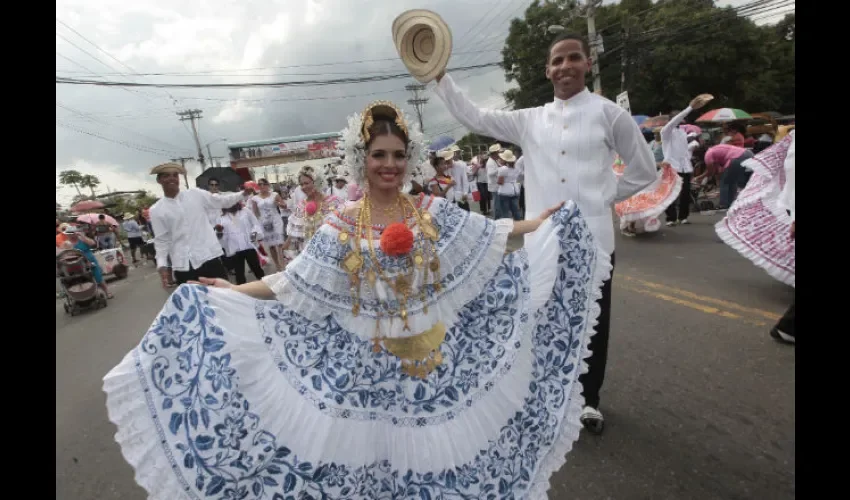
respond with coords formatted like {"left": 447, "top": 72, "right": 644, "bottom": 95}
{"left": 305, "top": 195, "right": 325, "bottom": 240}
{"left": 339, "top": 194, "right": 444, "bottom": 379}
{"left": 368, "top": 198, "right": 401, "bottom": 218}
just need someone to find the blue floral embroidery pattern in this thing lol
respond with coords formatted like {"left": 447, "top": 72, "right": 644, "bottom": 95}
{"left": 284, "top": 197, "right": 495, "bottom": 320}
{"left": 257, "top": 251, "right": 530, "bottom": 423}
{"left": 132, "top": 203, "right": 598, "bottom": 499}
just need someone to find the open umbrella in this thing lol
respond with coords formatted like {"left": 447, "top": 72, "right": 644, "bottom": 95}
{"left": 71, "top": 199, "right": 105, "bottom": 213}
{"left": 641, "top": 115, "right": 670, "bottom": 129}
{"left": 632, "top": 115, "right": 649, "bottom": 126}
{"left": 680, "top": 124, "right": 702, "bottom": 135}
{"left": 696, "top": 108, "right": 752, "bottom": 122}
{"left": 77, "top": 213, "right": 119, "bottom": 227}
{"left": 428, "top": 136, "right": 456, "bottom": 152}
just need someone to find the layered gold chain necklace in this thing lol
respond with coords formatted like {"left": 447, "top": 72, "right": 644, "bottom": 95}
{"left": 339, "top": 194, "right": 446, "bottom": 379}
{"left": 304, "top": 194, "right": 326, "bottom": 240}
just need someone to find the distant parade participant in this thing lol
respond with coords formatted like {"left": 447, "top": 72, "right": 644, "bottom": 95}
{"left": 149, "top": 162, "right": 255, "bottom": 286}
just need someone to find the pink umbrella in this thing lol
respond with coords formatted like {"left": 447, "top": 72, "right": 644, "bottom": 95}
{"left": 77, "top": 213, "right": 119, "bottom": 227}
{"left": 680, "top": 124, "right": 702, "bottom": 135}
{"left": 71, "top": 200, "right": 105, "bottom": 213}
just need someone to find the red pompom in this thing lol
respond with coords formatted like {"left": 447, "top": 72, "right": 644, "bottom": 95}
{"left": 305, "top": 201, "right": 318, "bottom": 216}
{"left": 380, "top": 223, "right": 414, "bottom": 256}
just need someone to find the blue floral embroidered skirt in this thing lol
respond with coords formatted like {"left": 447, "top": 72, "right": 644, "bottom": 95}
{"left": 104, "top": 204, "right": 611, "bottom": 499}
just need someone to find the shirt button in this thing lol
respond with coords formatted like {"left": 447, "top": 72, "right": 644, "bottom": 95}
{"left": 561, "top": 178, "right": 566, "bottom": 183}
{"left": 561, "top": 150, "right": 566, "bottom": 155}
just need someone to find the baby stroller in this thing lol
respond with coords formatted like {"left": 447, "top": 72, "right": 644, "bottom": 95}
{"left": 690, "top": 176, "right": 721, "bottom": 213}
{"left": 57, "top": 248, "right": 108, "bottom": 316}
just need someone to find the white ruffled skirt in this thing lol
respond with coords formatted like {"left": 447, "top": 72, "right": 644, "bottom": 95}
{"left": 103, "top": 203, "right": 611, "bottom": 499}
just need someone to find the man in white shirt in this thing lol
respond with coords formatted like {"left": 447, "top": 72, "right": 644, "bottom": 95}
{"left": 468, "top": 154, "right": 491, "bottom": 214}
{"left": 206, "top": 177, "right": 224, "bottom": 227}
{"left": 327, "top": 176, "right": 350, "bottom": 202}
{"left": 771, "top": 130, "right": 795, "bottom": 345}
{"left": 434, "top": 33, "right": 656, "bottom": 434}
{"left": 442, "top": 148, "right": 472, "bottom": 210}
{"left": 661, "top": 96, "right": 713, "bottom": 226}
{"left": 515, "top": 154, "right": 526, "bottom": 214}
{"left": 485, "top": 144, "right": 503, "bottom": 218}
{"left": 149, "top": 162, "right": 255, "bottom": 288}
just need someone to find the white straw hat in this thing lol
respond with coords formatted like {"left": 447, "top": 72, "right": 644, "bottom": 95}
{"left": 392, "top": 9, "right": 453, "bottom": 84}
{"left": 499, "top": 150, "right": 516, "bottom": 163}
{"left": 488, "top": 143, "right": 502, "bottom": 153}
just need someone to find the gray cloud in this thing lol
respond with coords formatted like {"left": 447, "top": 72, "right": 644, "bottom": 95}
{"left": 54, "top": 0, "right": 757, "bottom": 204}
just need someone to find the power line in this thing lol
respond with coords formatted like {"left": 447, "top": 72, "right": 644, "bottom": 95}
{"left": 55, "top": 62, "right": 502, "bottom": 89}
{"left": 56, "top": 120, "right": 182, "bottom": 157}
{"left": 56, "top": 101, "right": 192, "bottom": 154}
{"left": 53, "top": 49, "right": 503, "bottom": 78}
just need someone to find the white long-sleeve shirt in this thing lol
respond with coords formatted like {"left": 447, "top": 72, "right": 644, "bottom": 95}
{"left": 661, "top": 106, "right": 694, "bottom": 174}
{"left": 150, "top": 188, "right": 249, "bottom": 270}
{"left": 777, "top": 131, "right": 795, "bottom": 221}
{"left": 486, "top": 157, "right": 501, "bottom": 193}
{"left": 449, "top": 160, "right": 471, "bottom": 202}
{"left": 218, "top": 209, "right": 264, "bottom": 257}
{"left": 515, "top": 156, "right": 526, "bottom": 183}
{"left": 434, "top": 73, "right": 656, "bottom": 255}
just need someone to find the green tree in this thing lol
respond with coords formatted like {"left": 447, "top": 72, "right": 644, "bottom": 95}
{"left": 79, "top": 174, "right": 101, "bottom": 197}
{"left": 500, "top": 0, "right": 795, "bottom": 115}
{"left": 58, "top": 169, "right": 84, "bottom": 196}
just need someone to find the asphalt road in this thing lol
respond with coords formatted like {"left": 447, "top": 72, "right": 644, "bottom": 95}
{"left": 56, "top": 212, "right": 794, "bottom": 500}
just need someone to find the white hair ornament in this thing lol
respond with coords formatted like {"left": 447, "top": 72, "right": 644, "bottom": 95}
{"left": 341, "top": 100, "right": 424, "bottom": 191}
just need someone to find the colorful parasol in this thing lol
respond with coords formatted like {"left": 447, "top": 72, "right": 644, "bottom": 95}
{"left": 632, "top": 115, "right": 649, "bottom": 126}
{"left": 696, "top": 108, "right": 752, "bottom": 122}
{"left": 680, "top": 124, "right": 702, "bottom": 135}
{"left": 640, "top": 115, "right": 670, "bottom": 129}
{"left": 70, "top": 199, "right": 105, "bottom": 213}
{"left": 76, "top": 213, "right": 119, "bottom": 227}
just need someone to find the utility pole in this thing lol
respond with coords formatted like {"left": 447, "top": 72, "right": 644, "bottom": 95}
{"left": 405, "top": 84, "right": 428, "bottom": 133}
{"left": 171, "top": 157, "right": 195, "bottom": 188}
{"left": 620, "top": 19, "right": 628, "bottom": 93}
{"left": 177, "top": 109, "right": 206, "bottom": 169}
{"left": 586, "top": 0, "right": 602, "bottom": 95}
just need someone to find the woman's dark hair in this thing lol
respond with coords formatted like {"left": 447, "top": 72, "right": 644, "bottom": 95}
{"left": 727, "top": 122, "right": 746, "bottom": 134}
{"left": 223, "top": 203, "right": 242, "bottom": 214}
{"left": 366, "top": 118, "right": 409, "bottom": 150}
{"left": 299, "top": 172, "right": 315, "bottom": 184}
{"left": 547, "top": 33, "right": 590, "bottom": 61}
{"left": 431, "top": 156, "right": 444, "bottom": 168}
{"left": 258, "top": 178, "right": 269, "bottom": 184}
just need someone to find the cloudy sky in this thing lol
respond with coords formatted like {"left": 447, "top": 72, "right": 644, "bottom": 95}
{"left": 55, "top": 0, "right": 782, "bottom": 205}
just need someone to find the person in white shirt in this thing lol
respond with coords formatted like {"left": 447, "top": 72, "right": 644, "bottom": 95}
{"left": 485, "top": 144, "right": 503, "bottom": 218}
{"left": 327, "top": 176, "right": 350, "bottom": 202}
{"left": 771, "top": 130, "right": 795, "bottom": 345}
{"left": 434, "top": 33, "right": 657, "bottom": 434}
{"left": 449, "top": 146, "right": 472, "bottom": 210}
{"left": 496, "top": 149, "right": 522, "bottom": 220}
{"left": 427, "top": 153, "right": 457, "bottom": 199}
{"left": 515, "top": 154, "right": 526, "bottom": 213}
{"left": 217, "top": 202, "right": 265, "bottom": 285}
{"left": 436, "top": 149, "right": 471, "bottom": 210}
{"left": 661, "top": 96, "right": 714, "bottom": 226}
{"left": 149, "top": 162, "right": 255, "bottom": 288}
{"left": 469, "top": 154, "right": 491, "bottom": 214}
{"left": 205, "top": 177, "right": 224, "bottom": 227}
{"left": 121, "top": 213, "right": 144, "bottom": 265}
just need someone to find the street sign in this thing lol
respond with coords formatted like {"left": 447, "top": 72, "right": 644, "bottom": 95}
{"left": 616, "top": 91, "right": 631, "bottom": 114}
